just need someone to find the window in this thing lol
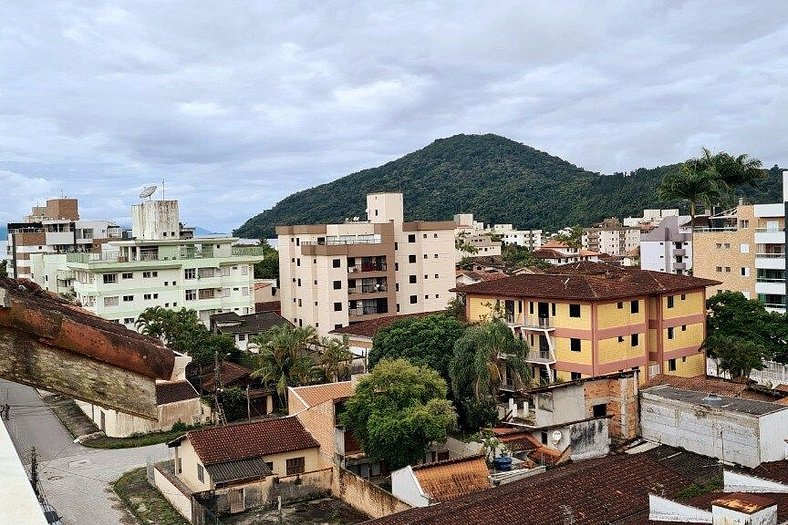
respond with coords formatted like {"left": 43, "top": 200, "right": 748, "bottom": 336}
{"left": 197, "top": 464, "right": 204, "bottom": 483}
{"left": 593, "top": 403, "right": 607, "bottom": 417}
{"left": 121, "top": 272, "right": 133, "bottom": 280}
{"left": 286, "top": 457, "right": 305, "bottom": 475}
{"left": 617, "top": 302, "right": 623, "bottom": 309}
{"left": 265, "top": 461, "right": 274, "bottom": 472}
{"left": 184, "top": 268, "right": 196, "bottom": 279}
{"left": 716, "top": 266, "right": 722, "bottom": 272}
{"left": 551, "top": 303, "right": 556, "bottom": 316}
{"left": 569, "top": 304, "right": 581, "bottom": 318}
{"left": 103, "top": 273, "right": 117, "bottom": 284}
{"left": 740, "top": 243, "right": 750, "bottom": 254}
{"left": 241, "top": 287, "right": 250, "bottom": 296}
{"left": 298, "top": 299, "right": 302, "bottom": 307}
{"left": 334, "top": 324, "right": 342, "bottom": 330}
{"left": 176, "top": 457, "right": 182, "bottom": 474}
{"left": 104, "top": 296, "right": 119, "bottom": 307}
{"left": 716, "top": 243, "right": 722, "bottom": 249}
{"left": 297, "top": 278, "right": 302, "bottom": 287}
{"left": 740, "top": 220, "right": 749, "bottom": 229}
{"left": 423, "top": 254, "right": 428, "bottom": 259}
{"left": 423, "top": 233, "right": 427, "bottom": 239}
{"left": 571, "top": 372, "right": 582, "bottom": 381}
{"left": 241, "top": 265, "right": 249, "bottom": 275}
{"left": 667, "top": 296, "right": 674, "bottom": 308}
{"left": 333, "top": 280, "right": 341, "bottom": 290}
{"left": 408, "top": 234, "right": 416, "bottom": 243}
{"left": 540, "top": 431, "right": 548, "bottom": 445}
{"left": 410, "top": 295, "right": 417, "bottom": 304}
{"left": 630, "top": 300, "right": 639, "bottom": 314}
{"left": 144, "top": 293, "right": 152, "bottom": 300}
{"left": 409, "top": 275, "right": 417, "bottom": 284}
{"left": 434, "top": 274, "right": 439, "bottom": 279}
{"left": 741, "top": 267, "right": 749, "bottom": 277}
{"left": 332, "top": 259, "right": 341, "bottom": 268}
{"left": 408, "top": 255, "right": 416, "bottom": 263}
{"left": 570, "top": 338, "right": 581, "bottom": 352}
{"left": 186, "top": 290, "right": 197, "bottom": 301}
{"left": 123, "top": 317, "right": 135, "bottom": 324}
{"left": 394, "top": 242, "right": 398, "bottom": 250}
{"left": 631, "top": 333, "right": 639, "bottom": 347}
{"left": 668, "top": 358, "right": 677, "bottom": 372}
{"left": 680, "top": 294, "right": 686, "bottom": 300}
{"left": 334, "top": 302, "right": 342, "bottom": 311}
{"left": 238, "top": 334, "right": 246, "bottom": 341}
{"left": 394, "top": 263, "right": 399, "bottom": 271}
{"left": 617, "top": 336, "right": 624, "bottom": 343}
{"left": 681, "top": 325, "right": 686, "bottom": 331}
{"left": 296, "top": 258, "right": 300, "bottom": 267}
{"left": 667, "top": 327, "right": 674, "bottom": 339}
{"left": 143, "top": 271, "right": 157, "bottom": 279}
{"left": 724, "top": 267, "right": 731, "bottom": 273}
{"left": 123, "top": 295, "right": 134, "bottom": 302}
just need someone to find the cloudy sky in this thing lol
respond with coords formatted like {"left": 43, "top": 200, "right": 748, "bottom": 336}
{"left": 1, "top": 1, "right": 786, "bottom": 232}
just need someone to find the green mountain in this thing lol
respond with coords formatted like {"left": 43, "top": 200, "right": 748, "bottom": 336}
{"left": 234, "top": 134, "right": 783, "bottom": 238}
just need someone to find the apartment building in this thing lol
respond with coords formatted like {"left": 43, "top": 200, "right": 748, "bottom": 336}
{"left": 7, "top": 198, "right": 120, "bottom": 279}
{"left": 640, "top": 215, "right": 693, "bottom": 275}
{"left": 533, "top": 240, "right": 600, "bottom": 265}
{"left": 455, "top": 233, "right": 502, "bottom": 261}
{"left": 623, "top": 208, "right": 679, "bottom": 229}
{"left": 693, "top": 172, "right": 786, "bottom": 312}
{"left": 278, "top": 193, "right": 455, "bottom": 335}
{"left": 454, "top": 261, "right": 719, "bottom": 384}
{"left": 491, "top": 224, "right": 544, "bottom": 250}
{"left": 37, "top": 199, "right": 265, "bottom": 328}
{"left": 582, "top": 218, "right": 640, "bottom": 256}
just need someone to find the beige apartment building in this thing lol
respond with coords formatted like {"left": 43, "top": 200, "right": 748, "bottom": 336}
{"left": 693, "top": 205, "right": 757, "bottom": 299}
{"left": 582, "top": 217, "right": 640, "bottom": 256}
{"left": 277, "top": 193, "right": 455, "bottom": 335}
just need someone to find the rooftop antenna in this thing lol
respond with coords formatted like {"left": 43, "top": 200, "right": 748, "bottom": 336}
{"left": 139, "top": 185, "right": 157, "bottom": 200}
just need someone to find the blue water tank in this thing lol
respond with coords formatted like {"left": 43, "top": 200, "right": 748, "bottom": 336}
{"left": 494, "top": 456, "right": 512, "bottom": 471}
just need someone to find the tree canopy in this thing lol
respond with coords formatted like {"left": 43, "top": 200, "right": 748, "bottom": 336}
{"left": 339, "top": 359, "right": 457, "bottom": 470}
{"left": 369, "top": 313, "right": 467, "bottom": 378}
{"left": 253, "top": 239, "right": 280, "bottom": 280}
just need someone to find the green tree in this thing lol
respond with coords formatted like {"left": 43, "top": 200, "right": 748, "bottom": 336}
{"left": 551, "top": 226, "right": 583, "bottom": 248}
{"left": 0, "top": 260, "right": 7, "bottom": 278}
{"left": 250, "top": 324, "right": 318, "bottom": 410}
{"left": 317, "top": 335, "right": 354, "bottom": 382}
{"left": 449, "top": 319, "right": 530, "bottom": 429}
{"left": 253, "top": 239, "right": 280, "bottom": 280}
{"left": 500, "top": 244, "right": 550, "bottom": 271}
{"left": 445, "top": 297, "right": 467, "bottom": 323}
{"left": 217, "top": 386, "right": 249, "bottom": 422}
{"left": 703, "top": 333, "right": 767, "bottom": 379}
{"left": 340, "top": 359, "right": 457, "bottom": 470}
{"left": 657, "top": 159, "right": 720, "bottom": 238}
{"left": 707, "top": 149, "right": 765, "bottom": 193}
{"left": 369, "top": 314, "right": 467, "bottom": 379}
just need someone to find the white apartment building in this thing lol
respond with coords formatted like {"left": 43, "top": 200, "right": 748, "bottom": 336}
{"left": 7, "top": 198, "right": 120, "bottom": 279}
{"left": 455, "top": 233, "right": 502, "bottom": 261}
{"left": 31, "top": 199, "right": 265, "bottom": 328}
{"left": 582, "top": 218, "right": 640, "bottom": 256}
{"left": 622, "top": 209, "right": 679, "bottom": 229}
{"left": 491, "top": 224, "right": 543, "bottom": 250}
{"left": 753, "top": 171, "right": 787, "bottom": 312}
{"left": 278, "top": 193, "right": 456, "bottom": 335}
{"left": 639, "top": 215, "right": 692, "bottom": 275}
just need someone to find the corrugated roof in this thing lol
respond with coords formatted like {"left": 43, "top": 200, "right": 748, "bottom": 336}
{"left": 156, "top": 381, "right": 199, "bottom": 405}
{"left": 290, "top": 382, "right": 354, "bottom": 408}
{"left": 643, "top": 386, "right": 787, "bottom": 416}
{"left": 644, "top": 374, "right": 777, "bottom": 402}
{"left": 204, "top": 457, "right": 272, "bottom": 485}
{"left": 452, "top": 261, "right": 720, "bottom": 301}
{"left": 412, "top": 456, "right": 491, "bottom": 503}
{"left": 181, "top": 417, "right": 318, "bottom": 465}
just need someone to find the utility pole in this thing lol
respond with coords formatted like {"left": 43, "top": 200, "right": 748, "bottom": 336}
{"left": 30, "top": 447, "right": 39, "bottom": 498}
{"left": 246, "top": 384, "right": 251, "bottom": 422}
{"left": 213, "top": 352, "right": 227, "bottom": 426}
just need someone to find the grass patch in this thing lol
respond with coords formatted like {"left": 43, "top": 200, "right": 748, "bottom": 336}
{"left": 43, "top": 394, "right": 99, "bottom": 438}
{"left": 85, "top": 428, "right": 192, "bottom": 449}
{"left": 113, "top": 467, "right": 190, "bottom": 525}
{"left": 676, "top": 475, "right": 723, "bottom": 500}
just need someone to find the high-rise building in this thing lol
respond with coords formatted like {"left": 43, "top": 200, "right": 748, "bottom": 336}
{"left": 277, "top": 193, "right": 456, "bottom": 335}
{"left": 6, "top": 198, "right": 120, "bottom": 279}
{"left": 582, "top": 218, "right": 640, "bottom": 256}
{"left": 640, "top": 215, "right": 693, "bottom": 275}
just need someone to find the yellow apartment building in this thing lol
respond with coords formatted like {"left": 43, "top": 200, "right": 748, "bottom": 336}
{"left": 453, "top": 261, "right": 720, "bottom": 384}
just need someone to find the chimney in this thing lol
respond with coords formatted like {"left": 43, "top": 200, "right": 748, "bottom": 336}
{"left": 711, "top": 493, "right": 777, "bottom": 525}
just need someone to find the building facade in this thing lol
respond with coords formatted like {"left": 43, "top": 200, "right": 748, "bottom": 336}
{"left": 277, "top": 193, "right": 455, "bottom": 335}
{"left": 7, "top": 198, "right": 120, "bottom": 280}
{"left": 42, "top": 200, "right": 265, "bottom": 327}
{"left": 455, "top": 262, "right": 719, "bottom": 384}
{"left": 640, "top": 215, "right": 693, "bottom": 275}
{"left": 582, "top": 218, "right": 640, "bottom": 256}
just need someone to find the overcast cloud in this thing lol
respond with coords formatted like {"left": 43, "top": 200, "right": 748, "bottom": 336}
{"left": 1, "top": 1, "right": 786, "bottom": 231}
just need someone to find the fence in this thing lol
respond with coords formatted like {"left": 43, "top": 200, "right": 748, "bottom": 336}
{"left": 707, "top": 358, "right": 788, "bottom": 387}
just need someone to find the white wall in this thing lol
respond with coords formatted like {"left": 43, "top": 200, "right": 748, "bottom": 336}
{"left": 391, "top": 466, "right": 429, "bottom": 507}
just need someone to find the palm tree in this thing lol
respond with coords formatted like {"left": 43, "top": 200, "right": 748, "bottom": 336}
{"left": 250, "top": 324, "right": 318, "bottom": 410}
{"left": 657, "top": 160, "right": 720, "bottom": 239}
{"left": 318, "top": 335, "right": 354, "bottom": 382}
{"left": 135, "top": 306, "right": 171, "bottom": 340}
{"left": 710, "top": 151, "right": 765, "bottom": 195}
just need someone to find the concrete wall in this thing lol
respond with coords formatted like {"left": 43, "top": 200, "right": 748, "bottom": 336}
{"left": 759, "top": 410, "right": 788, "bottom": 463}
{"left": 640, "top": 391, "right": 767, "bottom": 468}
{"left": 76, "top": 397, "right": 210, "bottom": 438}
{"left": 153, "top": 464, "right": 193, "bottom": 521}
{"left": 290, "top": 393, "right": 337, "bottom": 467}
{"left": 391, "top": 466, "right": 428, "bottom": 507}
{"left": 567, "top": 418, "right": 610, "bottom": 461}
{"left": 334, "top": 467, "right": 410, "bottom": 519}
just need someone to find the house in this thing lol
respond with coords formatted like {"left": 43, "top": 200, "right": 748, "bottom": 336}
{"left": 495, "top": 371, "right": 640, "bottom": 464}
{"left": 453, "top": 261, "right": 720, "bottom": 384}
{"left": 455, "top": 268, "right": 508, "bottom": 287}
{"left": 532, "top": 240, "right": 601, "bottom": 265}
{"left": 192, "top": 360, "right": 275, "bottom": 416}
{"left": 255, "top": 300, "right": 281, "bottom": 314}
{"left": 253, "top": 279, "right": 278, "bottom": 304}
{"left": 75, "top": 380, "right": 210, "bottom": 438}
{"left": 209, "top": 311, "right": 292, "bottom": 351}
{"left": 367, "top": 445, "right": 730, "bottom": 525}
{"left": 167, "top": 417, "right": 323, "bottom": 515}
{"left": 391, "top": 455, "right": 492, "bottom": 507}
{"left": 640, "top": 384, "right": 788, "bottom": 468}
{"left": 277, "top": 192, "right": 456, "bottom": 336}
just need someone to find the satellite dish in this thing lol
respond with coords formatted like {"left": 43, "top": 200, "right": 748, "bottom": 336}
{"left": 551, "top": 430, "right": 562, "bottom": 443}
{"left": 139, "top": 185, "right": 157, "bottom": 199}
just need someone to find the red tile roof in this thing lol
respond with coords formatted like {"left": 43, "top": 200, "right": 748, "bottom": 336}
{"left": 368, "top": 451, "right": 698, "bottom": 525}
{"left": 411, "top": 456, "right": 492, "bottom": 503}
{"left": 178, "top": 417, "right": 318, "bottom": 465}
{"left": 290, "top": 381, "right": 354, "bottom": 408}
{"left": 451, "top": 261, "right": 720, "bottom": 301}
{"left": 156, "top": 381, "right": 199, "bottom": 405}
{"left": 255, "top": 300, "right": 281, "bottom": 313}
{"left": 200, "top": 361, "right": 252, "bottom": 392}
{"left": 329, "top": 311, "right": 443, "bottom": 339}
{"left": 456, "top": 269, "right": 509, "bottom": 283}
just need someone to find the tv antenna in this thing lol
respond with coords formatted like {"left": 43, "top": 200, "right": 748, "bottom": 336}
{"left": 139, "top": 185, "right": 157, "bottom": 200}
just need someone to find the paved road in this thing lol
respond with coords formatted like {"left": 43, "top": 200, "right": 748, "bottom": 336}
{"left": 1, "top": 379, "right": 169, "bottom": 525}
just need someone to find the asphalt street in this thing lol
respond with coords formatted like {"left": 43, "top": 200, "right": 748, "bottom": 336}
{"left": 1, "top": 379, "right": 169, "bottom": 525}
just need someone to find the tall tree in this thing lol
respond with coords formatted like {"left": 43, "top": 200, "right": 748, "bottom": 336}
{"left": 340, "top": 359, "right": 457, "bottom": 470}
{"left": 317, "top": 334, "right": 354, "bottom": 382}
{"left": 449, "top": 319, "right": 530, "bottom": 429}
{"left": 250, "top": 324, "right": 318, "bottom": 409}
{"left": 253, "top": 239, "right": 280, "bottom": 281}
{"left": 703, "top": 333, "right": 768, "bottom": 380}
{"left": 657, "top": 159, "right": 720, "bottom": 238}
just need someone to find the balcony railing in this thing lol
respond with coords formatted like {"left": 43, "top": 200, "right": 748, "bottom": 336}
{"left": 302, "top": 238, "right": 381, "bottom": 246}
{"left": 757, "top": 277, "right": 785, "bottom": 283}
{"left": 349, "top": 306, "right": 387, "bottom": 316}
{"left": 348, "top": 285, "right": 388, "bottom": 294}
{"left": 755, "top": 227, "right": 785, "bottom": 233}
{"left": 522, "top": 316, "right": 553, "bottom": 329}
{"left": 756, "top": 253, "right": 785, "bottom": 259}
{"left": 348, "top": 263, "right": 387, "bottom": 273}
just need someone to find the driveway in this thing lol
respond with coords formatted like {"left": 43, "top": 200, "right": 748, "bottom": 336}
{"left": 1, "top": 379, "right": 169, "bottom": 525}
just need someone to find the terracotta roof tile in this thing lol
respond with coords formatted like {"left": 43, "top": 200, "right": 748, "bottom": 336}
{"left": 200, "top": 361, "right": 252, "bottom": 392}
{"left": 156, "top": 381, "right": 199, "bottom": 405}
{"left": 451, "top": 261, "right": 720, "bottom": 301}
{"left": 255, "top": 300, "right": 281, "bottom": 313}
{"left": 412, "top": 456, "right": 492, "bottom": 503}
{"left": 329, "top": 311, "right": 443, "bottom": 339}
{"left": 290, "top": 381, "right": 354, "bottom": 408}
{"left": 180, "top": 417, "right": 318, "bottom": 465}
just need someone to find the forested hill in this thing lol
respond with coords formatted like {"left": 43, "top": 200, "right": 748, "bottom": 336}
{"left": 234, "top": 134, "right": 783, "bottom": 238}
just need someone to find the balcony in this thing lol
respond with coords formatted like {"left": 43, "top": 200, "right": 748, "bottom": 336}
{"left": 755, "top": 253, "right": 786, "bottom": 270}
{"left": 672, "top": 249, "right": 686, "bottom": 256}
{"left": 348, "top": 284, "right": 388, "bottom": 295}
{"left": 754, "top": 228, "right": 785, "bottom": 245}
{"left": 348, "top": 263, "right": 387, "bottom": 273}
{"left": 521, "top": 316, "right": 554, "bottom": 330}
{"left": 755, "top": 280, "right": 786, "bottom": 296}
{"left": 348, "top": 306, "right": 387, "bottom": 316}
{"left": 525, "top": 349, "right": 556, "bottom": 365}
{"left": 674, "top": 262, "right": 687, "bottom": 270}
